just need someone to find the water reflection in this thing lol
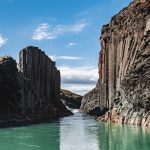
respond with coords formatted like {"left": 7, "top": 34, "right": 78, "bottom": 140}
{"left": 0, "top": 122, "right": 60, "bottom": 150}
{"left": 0, "top": 111, "right": 150, "bottom": 150}
{"left": 98, "top": 122, "right": 150, "bottom": 150}
{"left": 60, "top": 110, "right": 99, "bottom": 150}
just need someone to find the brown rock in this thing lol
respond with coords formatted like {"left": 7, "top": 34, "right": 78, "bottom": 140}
{"left": 86, "top": 0, "right": 150, "bottom": 127}
{"left": 60, "top": 89, "right": 82, "bottom": 109}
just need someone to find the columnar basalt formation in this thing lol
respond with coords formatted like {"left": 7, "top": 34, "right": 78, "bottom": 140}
{"left": 0, "top": 46, "right": 71, "bottom": 127}
{"left": 98, "top": 0, "right": 150, "bottom": 126}
{"left": 18, "top": 46, "right": 62, "bottom": 118}
{"left": 81, "top": 0, "right": 150, "bottom": 126}
{"left": 80, "top": 81, "right": 104, "bottom": 116}
{"left": 99, "top": 0, "right": 150, "bottom": 109}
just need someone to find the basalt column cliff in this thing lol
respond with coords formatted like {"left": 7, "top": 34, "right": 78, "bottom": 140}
{"left": 0, "top": 46, "right": 71, "bottom": 127}
{"left": 81, "top": 0, "right": 150, "bottom": 126}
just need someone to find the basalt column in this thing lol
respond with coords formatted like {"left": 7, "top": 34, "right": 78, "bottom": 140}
{"left": 98, "top": 0, "right": 150, "bottom": 126}
{"left": 99, "top": 0, "right": 150, "bottom": 109}
{"left": 80, "top": 0, "right": 150, "bottom": 120}
{"left": 18, "top": 46, "right": 61, "bottom": 118}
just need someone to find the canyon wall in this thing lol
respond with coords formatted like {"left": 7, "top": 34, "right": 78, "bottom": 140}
{"left": 99, "top": 0, "right": 150, "bottom": 126}
{"left": 81, "top": 0, "right": 150, "bottom": 126}
{"left": 0, "top": 46, "right": 71, "bottom": 127}
{"left": 98, "top": 0, "right": 150, "bottom": 110}
{"left": 80, "top": 80, "right": 106, "bottom": 115}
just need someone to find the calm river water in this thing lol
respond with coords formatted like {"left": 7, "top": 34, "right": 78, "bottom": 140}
{"left": 0, "top": 110, "right": 150, "bottom": 150}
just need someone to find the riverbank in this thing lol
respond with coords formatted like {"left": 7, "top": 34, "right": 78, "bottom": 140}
{"left": 97, "top": 100, "right": 150, "bottom": 128}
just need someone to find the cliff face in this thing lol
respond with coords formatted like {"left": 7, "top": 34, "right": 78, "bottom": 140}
{"left": 0, "top": 56, "right": 21, "bottom": 117}
{"left": 81, "top": 0, "right": 150, "bottom": 126}
{"left": 99, "top": 0, "right": 150, "bottom": 126}
{"left": 0, "top": 46, "right": 71, "bottom": 127}
{"left": 80, "top": 81, "right": 106, "bottom": 116}
{"left": 98, "top": 0, "right": 150, "bottom": 110}
{"left": 60, "top": 89, "right": 82, "bottom": 109}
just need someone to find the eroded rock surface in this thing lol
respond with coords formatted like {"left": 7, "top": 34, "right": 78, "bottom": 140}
{"left": 81, "top": 0, "right": 150, "bottom": 126}
{"left": 0, "top": 46, "right": 72, "bottom": 127}
{"left": 98, "top": 0, "right": 150, "bottom": 127}
{"left": 80, "top": 81, "right": 108, "bottom": 116}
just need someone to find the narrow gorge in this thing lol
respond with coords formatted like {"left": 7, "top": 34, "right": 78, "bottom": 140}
{"left": 1, "top": 0, "right": 150, "bottom": 150}
{"left": 80, "top": 0, "right": 150, "bottom": 127}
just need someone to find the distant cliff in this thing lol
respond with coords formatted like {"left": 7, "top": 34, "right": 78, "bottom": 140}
{"left": 80, "top": 81, "right": 107, "bottom": 116}
{"left": 81, "top": 0, "right": 150, "bottom": 126}
{"left": 0, "top": 46, "right": 72, "bottom": 127}
{"left": 60, "top": 89, "right": 82, "bottom": 109}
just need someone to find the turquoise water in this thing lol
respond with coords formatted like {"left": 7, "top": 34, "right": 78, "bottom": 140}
{"left": 0, "top": 110, "right": 150, "bottom": 150}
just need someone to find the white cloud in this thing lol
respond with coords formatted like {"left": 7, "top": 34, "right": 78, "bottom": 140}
{"left": 58, "top": 65, "right": 98, "bottom": 95}
{"left": 0, "top": 34, "right": 8, "bottom": 47}
{"left": 32, "top": 23, "right": 55, "bottom": 40}
{"left": 71, "top": 22, "right": 87, "bottom": 32}
{"left": 66, "top": 42, "right": 77, "bottom": 47}
{"left": 62, "top": 84, "right": 96, "bottom": 96}
{"left": 58, "top": 65, "right": 98, "bottom": 84}
{"left": 32, "top": 21, "right": 88, "bottom": 41}
{"left": 49, "top": 55, "right": 82, "bottom": 61}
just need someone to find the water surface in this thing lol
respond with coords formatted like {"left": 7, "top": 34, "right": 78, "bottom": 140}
{"left": 0, "top": 110, "right": 150, "bottom": 150}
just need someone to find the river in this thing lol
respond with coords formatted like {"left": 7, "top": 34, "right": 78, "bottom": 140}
{"left": 0, "top": 110, "right": 150, "bottom": 150}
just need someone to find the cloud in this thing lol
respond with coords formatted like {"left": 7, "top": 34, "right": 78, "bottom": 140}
{"left": 0, "top": 34, "right": 8, "bottom": 47}
{"left": 62, "top": 84, "right": 96, "bottom": 96}
{"left": 49, "top": 55, "right": 82, "bottom": 61}
{"left": 58, "top": 65, "right": 98, "bottom": 85}
{"left": 32, "top": 23, "right": 54, "bottom": 40}
{"left": 32, "top": 21, "right": 88, "bottom": 41}
{"left": 66, "top": 42, "right": 77, "bottom": 47}
{"left": 59, "top": 65, "right": 98, "bottom": 95}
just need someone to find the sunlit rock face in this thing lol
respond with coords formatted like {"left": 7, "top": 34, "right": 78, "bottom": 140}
{"left": 98, "top": 0, "right": 150, "bottom": 126}
{"left": 98, "top": 0, "right": 150, "bottom": 110}
{"left": 0, "top": 46, "right": 72, "bottom": 127}
{"left": 82, "top": 0, "right": 150, "bottom": 126}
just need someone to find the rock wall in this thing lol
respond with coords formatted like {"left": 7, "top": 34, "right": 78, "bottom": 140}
{"left": 99, "top": 0, "right": 150, "bottom": 109}
{"left": 0, "top": 56, "right": 21, "bottom": 117}
{"left": 18, "top": 46, "right": 62, "bottom": 117}
{"left": 0, "top": 46, "right": 71, "bottom": 127}
{"left": 80, "top": 0, "right": 150, "bottom": 126}
{"left": 98, "top": 0, "right": 150, "bottom": 126}
{"left": 80, "top": 80, "right": 105, "bottom": 116}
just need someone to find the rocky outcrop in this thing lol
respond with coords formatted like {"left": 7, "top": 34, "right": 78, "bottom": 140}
{"left": 80, "top": 81, "right": 107, "bottom": 116}
{"left": 97, "top": 0, "right": 150, "bottom": 127}
{"left": 0, "top": 56, "right": 21, "bottom": 119}
{"left": 98, "top": 0, "right": 150, "bottom": 109}
{"left": 81, "top": 0, "right": 150, "bottom": 126}
{"left": 60, "top": 89, "right": 82, "bottom": 109}
{"left": 0, "top": 46, "right": 72, "bottom": 127}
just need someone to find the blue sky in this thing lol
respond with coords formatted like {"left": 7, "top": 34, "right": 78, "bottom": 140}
{"left": 0, "top": 0, "right": 132, "bottom": 95}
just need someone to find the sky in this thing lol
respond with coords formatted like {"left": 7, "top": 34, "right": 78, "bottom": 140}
{"left": 0, "top": 0, "right": 132, "bottom": 95}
